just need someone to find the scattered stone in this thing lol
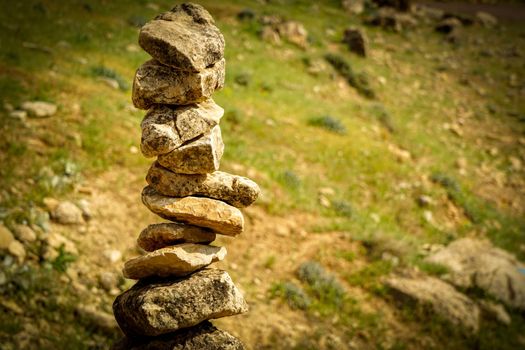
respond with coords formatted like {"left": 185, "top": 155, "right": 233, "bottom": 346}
{"left": 138, "top": 3, "right": 225, "bottom": 71}
{"left": 386, "top": 273, "right": 480, "bottom": 333}
{"left": 123, "top": 244, "right": 227, "bottom": 279}
{"left": 138, "top": 223, "right": 216, "bottom": 252}
{"left": 113, "top": 321, "right": 244, "bottom": 350}
{"left": 435, "top": 17, "right": 462, "bottom": 34}
{"left": 366, "top": 7, "right": 417, "bottom": 31}
{"left": 476, "top": 11, "right": 497, "bottom": 28}
{"left": 51, "top": 201, "right": 84, "bottom": 225}
{"left": 103, "top": 249, "right": 123, "bottom": 264}
{"left": 43, "top": 232, "right": 78, "bottom": 260}
{"left": 237, "top": 8, "right": 256, "bottom": 21}
{"left": 140, "top": 100, "right": 223, "bottom": 157}
{"left": 479, "top": 300, "right": 511, "bottom": 326}
{"left": 276, "top": 21, "right": 308, "bottom": 48}
{"left": 132, "top": 59, "right": 225, "bottom": 110}
{"left": 342, "top": 27, "right": 367, "bottom": 57}
{"left": 77, "top": 199, "right": 92, "bottom": 221}
{"left": 0, "top": 224, "right": 15, "bottom": 251}
{"left": 8, "top": 240, "right": 26, "bottom": 263}
{"left": 113, "top": 269, "right": 248, "bottom": 337}
{"left": 9, "top": 110, "right": 27, "bottom": 121}
{"left": 157, "top": 126, "right": 224, "bottom": 174}
{"left": 76, "top": 305, "right": 119, "bottom": 333}
{"left": 417, "top": 195, "right": 433, "bottom": 207}
{"left": 147, "top": 163, "right": 260, "bottom": 207}
{"left": 142, "top": 186, "right": 244, "bottom": 236}
{"left": 99, "top": 271, "right": 120, "bottom": 292}
{"left": 21, "top": 101, "right": 57, "bottom": 118}
{"left": 12, "top": 224, "right": 37, "bottom": 243}
{"left": 342, "top": 0, "right": 364, "bottom": 15}
{"left": 260, "top": 26, "right": 281, "bottom": 45}
{"left": 425, "top": 238, "right": 525, "bottom": 310}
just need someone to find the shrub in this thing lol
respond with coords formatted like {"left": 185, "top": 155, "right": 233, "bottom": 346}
{"left": 324, "top": 53, "right": 375, "bottom": 98}
{"left": 270, "top": 281, "right": 311, "bottom": 310}
{"left": 308, "top": 115, "right": 347, "bottom": 134}
{"left": 297, "top": 261, "right": 345, "bottom": 306}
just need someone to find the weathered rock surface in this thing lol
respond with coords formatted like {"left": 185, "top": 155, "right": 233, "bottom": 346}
{"left": 140, "top": 100, "right": 223, "bottom": 157}
{"left": 425, "top": 238, "right": 525, "bottom": 310}
{"left": 52, "top": 201, "right": 84, "bottom": 225}
{"left": 112, "top": 321, "right": 245, "bottom": 350}
{"left": 113, "top": 269, "right": 248, "bottom": 337}
{"left": 386, "top": 274, "right": 480, "bottom": 333}
{"left": 132, "top": 59, "right": 225, "bottom": 110}
{"left": 157, "top": 126, "right": 224, "bottom": 174}
{"left": 21, "top": 101, "right": 57, "bottom": 118}
{"left": 147, "top": 162, "right": 260, "bottom": 208}
{"left": 123, "top": 244, "right": 227, "bottom": 279}
{"left": 138, "top": 223, "right": 216, "bottom": 252}
{"left": 142, "top": 186, "right": 244, "bottom": 236}
{"left": 139, "top": 3, "right": 225, "bottom": 71}
{"left": 342, "top": 27, "right": 367, "bottom": 57}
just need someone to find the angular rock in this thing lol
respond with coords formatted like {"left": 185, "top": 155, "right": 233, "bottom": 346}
{"left": 342, "top": 28, "right": 367, "bottom": 57}
{"left": 52, "top": 201, "right": 84, "bottom": 225}
{"left": 112, "top": 321, "right": 244, "bottom": 350}
{"left": 276, "top": 21, "right": 308, "bottom": 48}
{"left": 21, "top": 101, "right": 57, "bottom": 118}
{"left": 138, "top": 223, "right": 216, "bottom": 252}
{"left": 142, "top": 186, "right": 244, "bottom": 236}
{"left": 157, "top": 125, "right": 224, "bottom": 174}
{"left": 140, "top": 100, "right": 223, "bottom": 157}
{"left": 386, "top": 274, "right": 480, "bottom": 333}
{"left": 132, "top": 58, "right": 225, "bottom": 110}
{"left": 123, "top": 244, "right": 227, "bottom": 279}
{"left": 113, "top": 269, "right": 248, "bottom": 337}
{"left": 147, "top": 163, "right": 260, "bottom": 208}
{"left": 139, "top": 3, "right": 225, "bottom": 71}
{"left": 425, "top": 238, "right": 525, "bottom": 310}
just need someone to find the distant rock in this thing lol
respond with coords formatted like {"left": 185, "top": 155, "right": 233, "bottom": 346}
{"left": 132, "top": 59, "right": 225, "bottom": 110}
{"left": 43, "top": 232, "right": 78, "bottom": 260}
{"left": 276, "top": 21, "right": 308, "bottom": 48}
{"left": 157, "top": 126, "right": 224, "bottom": 174}
{"left": 0, "top": 225, "right": 26, "bottom": 263}
{"left": 435, "top": 17, "right": 462, "bottom": 34}
{"left": 425, "top": 238, "right": 525, "bottom": 310}
{"left": 237, "top": 8, "right": 256, "bottom": 21}
{"left": 113, "top": 269, "right": 248, "bottom": 337}
{"left": 342, "top": 27, "right": 368, "bottom": 57}
{"left": 147, "top": 163, "right": 260, "bottom": 208}
{"left": 476, "top": 11, "right": 497, "bottom": 28}
{"left": 142, "top": 186, "right": 244, "bottom": 237}
{"left": 140, "top": 100, "right": 223, "bottom": 157}
{"left": 113, "top": 321, "right": 245, "bottom": 350}
{"left": 260, "top": 26, "right": 281, "bottom": 45}
{"left": 21, "top": 101, "right": 57, "bottom": 118}
{"left": 0, "top": 224, "right": 15, "bottom": 250}
{"left": 76, "top": 305, "right": 118, "bottom": 333}
{"left": 386, "top": 273, "right": 480, "bottom": 333}
{"left": 51, "top": 201, "right": 84, "bottom": 225}
{"left": 138, "top": 3, "right": 225, "bottom": 71}
{"left": 123, "top": 243, "right": 227, "bottom": 279}
{"left": 12, "top": 225, "right": 37, "bottom": 243}
{"left": 342, "top": 0, "right": 364, "bottom": 15}
{"left": 366, "top": 7, "right": 418, "bottom": 32}
{"left": 138, "top": 222, "right": 216, "bottom": 252}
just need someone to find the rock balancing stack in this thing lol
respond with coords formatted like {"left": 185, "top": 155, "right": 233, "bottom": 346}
{"left": 112, "top": 3, "right": 260, "bottom": 349}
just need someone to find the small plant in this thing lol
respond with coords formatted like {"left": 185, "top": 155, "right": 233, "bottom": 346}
{"left": 331, "top": 200, "right": 353, "bottom": 217}
{"left": 234, "top": 72, "right": 251, "bottom": 86}
{"left": 418, "top": 261, "right": 449, "bottom": 276}
{"left": 264, "top": 255, "right": 276, "bottom": 269}
{"left": 280, "top": 170, "right": 301, "bottom": 190}
{"left": 308, "top": 115, "right": 347, "bottom": 134}
{"left": 324, "top": 53, "right": 375, "bottom": 98}
{"left": 297, "top": 261, "right": 345, "bottom": 306}
{"left": 369, "top": 103, "right": 395, "bottom": 133}
{"left": 270, "top": 281, "right": 311, "bottom": 310}
{"left": 90, "top": 65, "right": 129, "bottom": 91}
{"left": 51, "top": 244, "right": 77, "bottom": 273}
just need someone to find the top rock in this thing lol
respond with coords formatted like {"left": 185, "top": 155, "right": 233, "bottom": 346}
{"left": 139, "top": 3, "right": 225, "bottom": 72}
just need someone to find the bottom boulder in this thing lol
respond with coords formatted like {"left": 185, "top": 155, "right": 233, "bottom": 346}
{"left": 112, "top": 321, "right": 244, "bottom": 350}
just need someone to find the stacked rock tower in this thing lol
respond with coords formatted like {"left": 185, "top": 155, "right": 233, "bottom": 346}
{"left": 112, "top": 3, "right": 259, "bottom": 349}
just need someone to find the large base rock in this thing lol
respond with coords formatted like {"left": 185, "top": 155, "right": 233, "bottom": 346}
{"left": 123, "top": 243, "right": 226, "bottom": 279}
{"left": 142, "top": 186, "right": 244, "bottom": 236}
{"left": 112, "top": 321, "right": 244, "bottom": 350}
{"left": 113, "top": 269, "right": 248, "bottom": 337}
{"left": 147, "top": 162, "right": 260, "bottom": 208}
{"left": 132, "top": 59, "right": 225, "bottom": 110}
{"left": 139, "top": 3, "right": 225, "bottom": 71}
{"left": 138, "top": 223, "right": 216, "bottom": 252}
{"left": 425, "top": 238, "right": 525, "bottom": 310}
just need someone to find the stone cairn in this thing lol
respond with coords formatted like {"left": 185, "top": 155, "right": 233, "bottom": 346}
{"left": 112, "top": 3, "right": 259, "bottom": 349}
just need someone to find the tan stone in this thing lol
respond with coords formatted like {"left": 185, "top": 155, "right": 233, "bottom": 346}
{"left": 138, "top": 3, "right": 225, "bottom": 71}
{"left": 157, "top": 125, "right": 224, "bottom": 174}
{"left": 138, "top": 222, "right": 216, "bottom": 252}
{"left": 142, "top": 186, "right": 244, "bottom": 236}
{"left": 132, "top": 59, "right": 225, "bottom": 110}
{"left": 147, "top": 162, "right": 260, "bottom": 208}
{"left": 123, "top": 244, "right": 226, "bottom": 279}
{"left": 140, "top": 100, "right": 223, "bottom": 157}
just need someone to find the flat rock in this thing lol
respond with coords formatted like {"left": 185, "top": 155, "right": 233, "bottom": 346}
{"left": 21, "top": 101, "right": 57, "bottom": 118}
{"left": 132, "top": 58, "right": 225, "bottom": 110}
{"left": 138, "top": 223, "right": 216, "bottom": 252}
{"left": 123, "top": 243, "right": 226, "bottom": 279}
{"left": 113, "top": 269, "right": 248, "bottom": 337}
{"left": 140, "top": 100, "right": 223, "bottom": 158}
{"left": 142, "top": 186, "right": 244, "bottom": 236}
{"left": 157, "top": 125, "right": 224, "bottom": 174}
{"left": 147, "top": 162, "right": 260, "bottom": 208}
{"left": 112, "top": 321, "right": 244, "bottom": 350}
{"left": 139, "top": 3, "right": 225, "bottom": 71}
{"left": 425, "top": 238, "right": 525, "bottom": 310}
{"left": 386, "top": 274, "right": 480, "bottom": 333}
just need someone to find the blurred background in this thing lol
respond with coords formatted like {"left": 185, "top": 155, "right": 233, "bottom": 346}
{"left": 0, "top": 0, "right": 524, "bottom": 349}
